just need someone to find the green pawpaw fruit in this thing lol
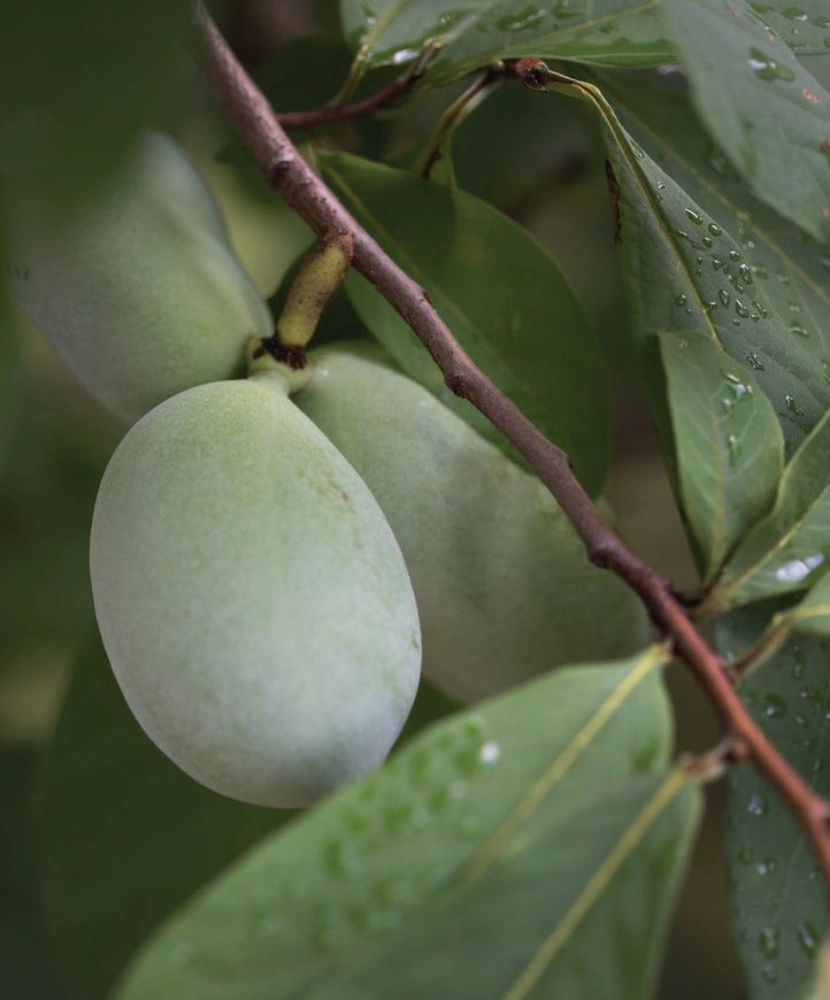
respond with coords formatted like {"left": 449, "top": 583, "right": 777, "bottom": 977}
{"left": 8, "top": 131, "right": 272, "bottom": 422}
{"left": 90, "top": 370, "right": 421, "bottom": 808}
{"left": 295, "top": 342, "right": 649, "bottom": 703}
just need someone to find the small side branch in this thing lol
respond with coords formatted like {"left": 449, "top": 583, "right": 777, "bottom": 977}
{"left": 193, "top": 3, "right": 830, "bottom": 901}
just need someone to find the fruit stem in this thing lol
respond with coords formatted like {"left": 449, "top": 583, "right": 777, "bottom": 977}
{"left": 276, "top": 231, "right": 354, "bottom": 349}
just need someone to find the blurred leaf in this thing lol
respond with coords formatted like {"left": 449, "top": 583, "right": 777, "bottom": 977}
{"left": 709, "top": 406, "right": 830, "bottom": 610}
{"left": 0, "top": 750, "right": 59, "bottom": 1000}
{"left": 749, "top": 1, "right": 830, "bottom": 54}
{"left": 0, "top": 1, "right": 191, "bottom": 204}
{"left": 720, "top": 605, "right": 830, "bottom": 1000}
{"left": 658, "top": 331, "right": 783, "bottom": 584}
{"left": 0, "top": 366, "right": 114, "bottom": 666}
{"left": 34, "top": 631, "right": 290, "bottom": 1000}
{"left": 786, "top": 570, "right": 830, "bottom": 638}
{"left": 114, "top": 647, "right": 700, "bottom": 1000}
{"left": 660, "top": 0, "right": 830, "bottom": 243}
{"left": 320, "top": 152, "right": 611, "bottom": 495}
{"left": 340, "top": 0, "right": 674, "bottom": 82}
{"left": 596, "top": 71, "right": 830, "bottom": 378}
{"left": 579, "top": 73, "right": 830, "bottom": 451}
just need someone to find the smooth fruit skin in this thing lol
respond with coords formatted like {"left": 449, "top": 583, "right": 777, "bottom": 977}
{"left": 90, "top": 373, "right": 421, "bottom": 808}
{"left": 8, "top": 132, "right": 272, "bottom": 423}
{"left": 296, "top": 343, "right": 649, "bottom": 703}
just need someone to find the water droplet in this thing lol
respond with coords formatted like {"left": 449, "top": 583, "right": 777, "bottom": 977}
{"left": 758, "top": 925, "right": 780, "bottom": 959}
{"left": 797, "top": 920, "right": 820, "bottom": 957}
{"left": 674, "top": 292, "right": 688, "bottom": 307}
{"left": 757, "top": 857, "right": 778, "bottom": 875}
{"left": 776, "top": 270, "right": 792, "bottom": 284}
{"left": 744, "top": 352, "right": 765, "bottom": 370}
{"left": 738, "top": 263, "right": 753, "bottom": 284}
{"left": 752, "top": 264, "right": 769, "bottom": 279}
{"left": 790, "top": 322, "right": 809, "bottom": 337}
{"left": 719, "top": 289, "right": 731, "bottom": 307}
{"left": 793, "top": 645, "right": 806, "bottom": 679}
{"left": 820, "top": 254, "right": 830, "bottom": 275}
{"left": 737, "top": 844, "right": 753, "bottom": 864}
{"left": 685, "top": 208, "right": 703, "bottom": 224}
{"left": 748, "top": 46, "right": 796, "bottom": 81}
{"left": 478, "top": 740, "right": 501, "bottom": 765}
{"left": 748, "top": 790, "right": 769, "bottom": 816}
{"left": 762, "top": 692, "right": 787, "bottom": 718}
{"left": 712, "top": 257, "right": 725, "bottom": 271}
{"left": 761, "top": 964, "right": 777, "bottom": 984}
{"left": 753, "top": 300, "right": 768, "bottom": 318}
{"left": 736, "top": 300, "right": 750, "bottom": 318}
{"left": 702, "top": 235, "right": 714, "bottom": 248}
{"left": 708, "top": 221, "right": 723, "bottom": 235}
{"left": 727, "top": 434, "right": 741, "bottom": 464}
{"left": 784, "top": 394, "right": 804, "bottom": 416}
{"left": 776, "top": 552, "right": 824, "bottom": 582}
{"left": 729, "top": 250, "right": 741, "bottom": 262}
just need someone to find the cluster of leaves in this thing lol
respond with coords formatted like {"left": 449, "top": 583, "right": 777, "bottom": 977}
{"left": 4, "top": 1, "right": 830, "bottom": 999}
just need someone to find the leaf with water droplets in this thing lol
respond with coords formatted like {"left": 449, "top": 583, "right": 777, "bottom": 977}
{"left": 747, "top": 1, "right": 830, "bottom": 55}
{"left": 658, "top": 331, "right": 783, "bottom": 584}
{"left": 781, "top": 569, "right": 830, "bottom": 639}
{"left": 320, "top": 152, "right": 610, "bottom": 494}
{"left": 339, "top": 0, "right": 674, "bottom": 85}
{"left": 720, "top": 606, "right": 830, "bottom": 1000}
{"left": 586, "top": 71, "right": 830, "bottom": 452}
{"left": 709, "top": 405, "right": 830, "bottom": 609}
{"left": 660, "top": 0, "right": 830, "bottom": 243}
{"left": 113, "top": 647, "right": 700, "bottom": 1000}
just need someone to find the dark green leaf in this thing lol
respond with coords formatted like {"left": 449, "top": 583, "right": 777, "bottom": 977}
{"left": 0, "top": 750, "right": 59, "bottom": 1000}
{"left": 658, "top": 330, "right": 783, "bottom": 583}
{"left": 660, "top": 0, "right": 830, "bottom": 243}
{"left": 708, "top": 406, "right": 830, "bottom": 610}
{"left": 339, "top": 0, "right": 674, "bottom": 82}
{"left": 596, "top": 71, "right": 830, "bottom": 377}
{"left": 0, "top": 2, "right": 191, "bottom": 204}
{"left": 720, "top": 605, "right": 830, "bottom": 1000}
{"left": 748, "top": 1, "right": 830, "bottom": 54}
{"left": 114, "top": 647, "right": 699, "bottom": 1000}
{"left": 320, "top": 152, "right": 611, "bottom": 495}
{"left": 34, "top": 631, "right": 290, "bottom": 1000}
{"left": 581, "top": 73, "right": 830, "bottom": 450}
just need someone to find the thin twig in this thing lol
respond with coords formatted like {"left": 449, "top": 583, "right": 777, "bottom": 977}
{"left": 193, "top": 3, "right": 830, "bottom": 900}
{"left": 276, "top": 54, "right": 428, "bottom": 130}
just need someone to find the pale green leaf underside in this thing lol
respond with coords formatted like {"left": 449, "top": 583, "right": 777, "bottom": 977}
{"left": 661, "top": 0, "right": 830, "bottom": 243}
{"left": 658, "top": 330, "right": 783, "bottom": 583}
{"left": 114, "top": 648, "right": 699, "bottom": 1000}
{"left": 339, "top": 0, "right": 674, "bottom": 82}
{"left": 320, "top": 151, "right": 610, "bottom": 495}
{"left": 712, "top": 406, "right": 830, "bottom": 609}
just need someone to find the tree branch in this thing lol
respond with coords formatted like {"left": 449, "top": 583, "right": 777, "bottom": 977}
{"left": 193, "top": 3, "right": 830, "bottom": 899}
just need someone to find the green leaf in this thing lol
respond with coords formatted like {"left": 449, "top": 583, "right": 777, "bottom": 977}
{"left": 113, "top": 647, "right": 700, "bottom": 1000}
{"left": 708, "top": 406, "right": 830, "bottom": 610}
{"left": 787, "top": 569, "right": 830, "bottom": 638}
{"left": 0, "top": 750, "right": 60, "bottom": 999}
{"left": 720, "top": 605, "right": 830, "bottom": 1000}
{"left": 33, "top": 631, "right": 290, "bottom": 1000}
{"left": 339, "top": 0, "right": 674, "bottom": 83}
{"left": 660, "top": 0, "right": 830, "bottom": 243}
{"left": 0, "top": 2, "right": 191, "bottom": 204}
{"left": 658, "top": 330, "right": 784, "bottom": 583}
{"left": 595, "top": 71, "right": 830, "bottom": 379}
{"left": 320, "top": 152, "right": 611, "bottom": 495}
{"left": 748, "top": 0, "right": 830, "bottom": 54}
{"left": 578, "top": 73, "right": 830, "bottom": 450}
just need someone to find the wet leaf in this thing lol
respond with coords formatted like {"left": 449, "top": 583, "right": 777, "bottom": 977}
{"left": 339, "top": 0, "right": 674, "bottom": 85}
{"left": 113, "top": 648, "right": 700, "bottom": 1000}
{"left": 747, "top": 0, "right": 830, "bottom": 55}
{"left": 709, "top": 406, "right": 830, "bottom": 610}
{"left": 720, "top": 606, "right": 830, "bottom": 1000}
{"left": 661, "top": 0, "right": 830, "bottom": 243}
{"left": 658, "top": 330, "right": 783, "bottom": 583}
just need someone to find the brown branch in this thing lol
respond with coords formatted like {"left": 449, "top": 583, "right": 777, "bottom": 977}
{"left": 193, "top": 3, "right": 830, "bottom": 899}
{"left": 275, "top": 57, "right": 426, "bottom": 130}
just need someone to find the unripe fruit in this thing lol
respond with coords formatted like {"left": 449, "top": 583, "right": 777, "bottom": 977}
{"left": 8, "top": 132, "right": 272, "bottom": 423}
{"left": 295, "top": 343, "right": 649, "bottom": 703}
{"left": 90, "top": 371, "right": 421, "bottom": 808}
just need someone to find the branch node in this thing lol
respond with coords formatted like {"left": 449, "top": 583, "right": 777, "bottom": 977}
{"left": 266, "top": 157, "right": 293, "bottom": 184}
